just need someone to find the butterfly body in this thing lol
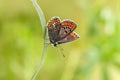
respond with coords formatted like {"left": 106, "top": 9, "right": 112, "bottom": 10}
{"left": 47, "top": 17, "right": 80, "bottom": 46}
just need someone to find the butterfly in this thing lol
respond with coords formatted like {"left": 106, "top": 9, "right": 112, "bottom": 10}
{"left": 47, "top": 17, "right": 80, "bottom": 46}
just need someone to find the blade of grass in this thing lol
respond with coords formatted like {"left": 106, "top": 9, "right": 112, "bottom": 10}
{"left": 31, "top": 0, "right": 46, "bottom": 34}
{"left": 31, "top": 0, "right": 48, "bottom": 80}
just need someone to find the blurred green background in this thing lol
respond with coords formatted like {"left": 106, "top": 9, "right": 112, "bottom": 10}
{"left": 0, "top": 0, "right": 120, "bottom": 80}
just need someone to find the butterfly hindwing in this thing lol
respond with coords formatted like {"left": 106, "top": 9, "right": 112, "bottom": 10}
{"left": 58, "top": 31, "right": 80, "bottom": 44}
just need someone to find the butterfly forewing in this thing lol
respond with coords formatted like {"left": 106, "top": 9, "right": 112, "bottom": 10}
{"left": 57, "top": 20, "right": 77, "bottom": 40}
{"left": 47, "top": 17, "right": 61, "bottom": 43}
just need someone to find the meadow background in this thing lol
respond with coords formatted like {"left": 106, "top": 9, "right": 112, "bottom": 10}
{"left": 0, "top": 0, "right": 120, "bottom": 80}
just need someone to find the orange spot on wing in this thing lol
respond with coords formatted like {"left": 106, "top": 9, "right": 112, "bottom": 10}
{"left": 61, "top": 21, "right": 77, "bottom": 29}
{"left": 70, "top": 33, "right": 77, "bottom": 39}
{"left": 48, "top": 20, "right": 60, "bottom": 28}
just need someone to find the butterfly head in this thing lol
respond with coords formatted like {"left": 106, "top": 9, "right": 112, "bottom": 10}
{"left": 50, "top": 39, "right": 59, "bottom": 46}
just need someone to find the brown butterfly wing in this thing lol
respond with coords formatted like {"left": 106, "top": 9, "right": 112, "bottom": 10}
{"left": 47, "top": 17, "right": 61, "bottom": 43}
{"left": 57, "top": 20, "right": 77, "bottom": 41}
{"left": 58, "top": 32, "right": 80, "bottom": 44}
